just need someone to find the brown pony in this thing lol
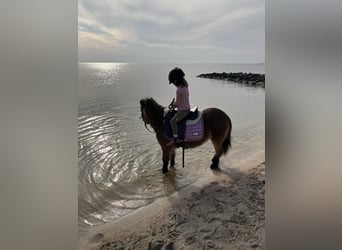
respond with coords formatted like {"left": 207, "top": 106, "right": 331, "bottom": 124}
{"left": 140, "top": 97, "right": 232, "bottom": 173}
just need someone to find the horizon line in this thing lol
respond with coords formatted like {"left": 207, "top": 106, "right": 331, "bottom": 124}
{"left": 78, "top": 61, "right": 265, "bottom": 64}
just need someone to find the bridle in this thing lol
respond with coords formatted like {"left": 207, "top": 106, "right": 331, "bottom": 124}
{"left": 141, "top": 98, "right": 175, "bottom": 134}
{"left": 140, "top": 107, "right": 155, "bottom": 134}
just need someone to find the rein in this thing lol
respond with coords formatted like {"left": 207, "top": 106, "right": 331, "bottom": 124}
{"left": 182, "top": 144, "right": 185, "bottom": 168}
{"left": 143, "top": 121, "right": 156, "bottom": 134}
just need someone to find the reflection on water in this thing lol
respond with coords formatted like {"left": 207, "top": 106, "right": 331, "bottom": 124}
{"left": 80, "top": 63, "right": 128, "bottom": 87}
{"left": 78, "top": 63, "right": 264, "bottom": 236}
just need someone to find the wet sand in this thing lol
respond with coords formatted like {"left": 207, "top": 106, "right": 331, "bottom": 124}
{"left": 79, "top": 153, "right": 265, "bottom": 250}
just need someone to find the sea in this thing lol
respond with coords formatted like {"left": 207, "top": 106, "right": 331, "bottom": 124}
{"left": 78, "top": 63, "right": 265, "bottom": 236}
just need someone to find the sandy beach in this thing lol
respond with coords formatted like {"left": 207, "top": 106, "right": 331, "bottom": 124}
{"left": 79, "top": 153, "right": 265, "bottom": 250}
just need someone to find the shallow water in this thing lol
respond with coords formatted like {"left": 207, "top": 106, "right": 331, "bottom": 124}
{"left": 78, "top": 63, "right": 264, "bottom": 236}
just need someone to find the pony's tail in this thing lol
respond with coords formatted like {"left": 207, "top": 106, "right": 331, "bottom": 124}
{"left": 222, "top": 117, "right": 232, "bottom": 155}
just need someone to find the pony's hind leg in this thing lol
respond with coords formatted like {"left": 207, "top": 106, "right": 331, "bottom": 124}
{"left": 210, "top": 140, "right": 224, "bottom": 169}
{"left": 211, "top": 155, "right": 220, "bottom": 169}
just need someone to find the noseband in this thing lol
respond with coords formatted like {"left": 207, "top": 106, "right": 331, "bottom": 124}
{"left": 141, "top": 107, "right": 155, "bottom": 133}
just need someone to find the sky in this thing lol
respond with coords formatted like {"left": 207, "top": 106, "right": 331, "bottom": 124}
{"left": 78, "top": 0, "right": 265, "bottom": 63}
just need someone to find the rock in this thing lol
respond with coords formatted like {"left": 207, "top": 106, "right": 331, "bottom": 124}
{"left": 149, "top": 240, "right": 164, "bottom": 250}
{"left": 162, "top": 242, "right": 174, "bottom": 250}
{"left": 185, "top": 236, "right": 195, "bottom": 245}
{"left": 206, "top": 240, "right": 215, "bottom": 248}
{"left": 197, "top": 72, "right": 265, "bottom": 87}
{"left": 251, "top": 243, "right": 260, "bottom": 248}
{"left": 170, "top": 242, "right": 183, "bottom": 250}
{"left": 90, "top": 233, "right": 104, "bottom": 243}
{"left": 199, "top": 227, "right": 211, "bottom": 233}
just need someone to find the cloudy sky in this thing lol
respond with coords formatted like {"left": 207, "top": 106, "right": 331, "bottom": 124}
{"left": 79, "top": 0, "right": 264, "bottom": 63}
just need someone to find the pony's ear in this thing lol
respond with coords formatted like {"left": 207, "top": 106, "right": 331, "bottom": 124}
{"left": 140, "top": 99, "right": 145, "bottom": 107}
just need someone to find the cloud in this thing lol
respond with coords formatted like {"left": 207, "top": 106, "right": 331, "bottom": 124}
{"left": 78, "top": 0, "right": 265, "bottom": 62}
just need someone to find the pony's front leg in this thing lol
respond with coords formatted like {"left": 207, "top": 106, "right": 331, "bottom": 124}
{"left": 162, "top": 149, "right": 171, "bottom": 173}
{"left": 157, "top": 134, "right": 171, "bottom": 173}
{"left": 170, "top": 149, "right": 176, "bottom": 168}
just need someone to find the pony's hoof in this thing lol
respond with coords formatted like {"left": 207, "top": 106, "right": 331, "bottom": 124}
{"left": 211, "top": 167, "right": 221, "bottom": 172}
{"left": 210, "top": 164, "right": 219, "bottom": 169}
{"left": 210, "top": 156, "right": 219, "bottom": 169}
{"left": 162, "top": 168, "right": 168, "bottom": 173}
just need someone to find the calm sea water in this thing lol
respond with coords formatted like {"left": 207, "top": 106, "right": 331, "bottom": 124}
{"left": 78, "top": 63, "right": 265, "bottom": 236}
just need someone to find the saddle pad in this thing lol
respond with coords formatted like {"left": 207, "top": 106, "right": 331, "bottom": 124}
{"left": 184, "top": 117, "right": 204, "bottom": 141}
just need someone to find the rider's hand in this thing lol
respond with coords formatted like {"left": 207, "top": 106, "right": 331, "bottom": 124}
{"left": 169, "top": 98, "right": 175, "bottom": 109}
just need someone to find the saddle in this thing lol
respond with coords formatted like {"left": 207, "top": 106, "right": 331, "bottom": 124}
{"left": 163, "top": 107, "right": 204, "bottom": 141}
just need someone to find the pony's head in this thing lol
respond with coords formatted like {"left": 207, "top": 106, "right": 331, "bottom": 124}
{"left": 140, "top": 98, "right": 165, "bottom": 129}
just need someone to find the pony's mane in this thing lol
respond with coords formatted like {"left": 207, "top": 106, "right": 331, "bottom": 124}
{"left": 140, "top": 97, "right": 165, "bottom": 129}
{"left": 141, "top": 97, "right": 165, "bottom": 120}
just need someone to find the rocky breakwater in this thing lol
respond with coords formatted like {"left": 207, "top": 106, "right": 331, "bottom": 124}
{"left": 197, "top": 72, "right": 265, "bottom": 87}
